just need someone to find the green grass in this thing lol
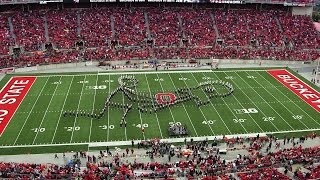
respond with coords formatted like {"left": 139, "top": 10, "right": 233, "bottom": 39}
{"left": 0, "top": 68, "right": 319, "bottom": 154}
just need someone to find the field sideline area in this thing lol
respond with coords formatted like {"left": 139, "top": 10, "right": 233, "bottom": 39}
{"left": 0, "top": 68, "right": 319, "bottom": 150}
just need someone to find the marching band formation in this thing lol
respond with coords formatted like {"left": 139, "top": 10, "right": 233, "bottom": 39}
{"left": 63, "top": 75, "right": 234, "bottom": 131}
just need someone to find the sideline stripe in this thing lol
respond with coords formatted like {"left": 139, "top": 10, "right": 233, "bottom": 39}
{"left": 34, "top": 69, "right": 278, "bottom": 77}
{"left": 3, "top": 128, "right": 320, "bottom": 148}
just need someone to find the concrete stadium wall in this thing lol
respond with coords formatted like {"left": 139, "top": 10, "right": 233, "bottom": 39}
{"left": 13, "top": 59, "right": 315, "bottom": 73}
{"left": 292, "top": 7, "right": 313, "bottom": 16}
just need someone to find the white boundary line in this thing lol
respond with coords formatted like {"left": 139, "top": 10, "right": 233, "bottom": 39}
{"left": 32, "top": 76, "right": 62, "bottom": 145}
{"left": 88, "top": 74, "right": 99, "bottom": 143}
{"left": 0, "top": 76, "right": 36, "bottom": 137}
{"left": 13, "top": 77, "right": 49, "bottom": 145}
{"left": 252, "top": 71, "right": 310, "bottom": 129}
{"left": 51, "top": 76, "right": 75, "bottom": 143}
{"left": 168, "top": 73, "right": 199, "bottom": 136}
{"left": 5, "top": 128, "right": 320, "bottom": 148}
{"left": 70, "top": 75, "right": 87, "bottom": 143}
{"left": 34, "top": 69, "right": 278, "bottom": 78}
{"left": 144, "top": 74, "right": 163, "bottom": 139}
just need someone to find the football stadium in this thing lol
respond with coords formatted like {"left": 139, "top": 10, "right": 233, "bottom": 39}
{"left": 0, "top": 0, "right": 320, "bottom": 179}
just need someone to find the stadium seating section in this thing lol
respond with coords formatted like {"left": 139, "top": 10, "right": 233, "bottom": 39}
{"left": 0, "top": 6, "right": 319, "bottom": 68}
{"left": 1, "top": 137, "right": 320, "bottom": 179}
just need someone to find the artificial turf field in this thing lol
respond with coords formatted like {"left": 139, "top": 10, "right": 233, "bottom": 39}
{"left": 0, "top": 68, "right": 319, "bottom": 148}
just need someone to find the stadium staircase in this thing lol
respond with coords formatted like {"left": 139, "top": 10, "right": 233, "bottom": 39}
{"left": 110, "top": 15, "right": 115, "bottom": 40}
{"left": 210, "top": 12, "right": 220, "bottom": 38}
{"left": 76, "top": 13, "right": 81, "bottom": 37}
{"left": 274, "top": 16, "right": 292, "bottom": 48}
{"left": 143, "top": 12, "right": 152, "bottom": 39}
{"left": 43, "top": 16, "right": 50, "bottom": 42}
{"left": 8, "top": 17, "right": 16, "bottom": 45}
{"left": 177, "top": 14, "right": 187, "bottom": 46}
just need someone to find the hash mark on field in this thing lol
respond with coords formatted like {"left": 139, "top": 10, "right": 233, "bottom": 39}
{"left": 233, "top": 72, "right": 279, "bottom": 131}
{"left": 256, "top": 71, "right": 320, "bottom": 127}
{"left": 33, "top": 76, "right": 63, "bottom": 145}
{"left": 70, "top": 75, "right": 87, "bottom": 143}
{"left": 14, "top": 100, "right": 305, "bottom": 114}
{"left": 25, "top": 86, "right": 285, "bottom": 96}
{"left": 191, "top": 73, "right": 232, "bottom": 134}
{"left": 13, "top": 78, "right": 50, "bottom": 145}
{"left": 169, "top": 73, "right": 199, "bottom": 136}
{"left": 144, "top": 74, "right": 163, "bottom": 139}
{"left": 220, "top": 73, "right": 263, "bottom": 131}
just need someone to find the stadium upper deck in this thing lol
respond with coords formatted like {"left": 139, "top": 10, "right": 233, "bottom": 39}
{"left": 0, "top": 3, "right": 319, "bottom": 69}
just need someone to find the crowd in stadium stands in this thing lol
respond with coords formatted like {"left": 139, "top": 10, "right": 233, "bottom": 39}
{"left": 46, "top": 10, "right": 78, "bottom": 49}
{"left": 0, "top": 133, "right": 320, "bottom": 179}
{"left": 80, "top": 9, "right": 112, "bottom": 47}
{"left": 0, "top": 7, "right": 319, "bottom": 68}
{"left": 12, "top": 12, "right": 46, "bottom": 52}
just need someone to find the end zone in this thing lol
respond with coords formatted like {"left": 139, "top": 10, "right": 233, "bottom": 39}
{"left": 267, "top": 69, "right": 320, "bottom": 112}
{"left": 0, "top": 77, "right": 36, "bottom": 136}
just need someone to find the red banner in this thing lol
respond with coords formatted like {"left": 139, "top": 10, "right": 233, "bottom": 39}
{"left": 267, "top": 69, "right": 320, "bottom": 112}
{"left": 0, "top": 77, "right": 36, "bottom": 136}
{"left": 0, "top": 67, "right": 14, "bottom": 74}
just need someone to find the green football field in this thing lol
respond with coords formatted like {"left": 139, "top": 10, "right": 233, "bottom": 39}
{"left": 0, "top": 68, "right": 319, "bottom": 149}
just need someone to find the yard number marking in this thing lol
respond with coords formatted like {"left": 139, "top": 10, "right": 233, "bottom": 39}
{"left": 292, "top": 115, "right": 303, "bottom": 120}
{"left": 235, "top": 108, "right": 258, "bottom": 114}
{"left": 263, "top": 117, "right": 275, "bottom": 121}
{"left": 99, "top": 125, "right": 114, "bottom": 130}
{"left": 136, "top": 124, "right": 148, "bottom": 128}
{"left": 202, "top": 120, "right": 216, "bottom": 124}
{"left": 233, "top": 119, "right": 246, "bottom": 123}
{"left": 52, "top": 81, "right": 61, "bottom": 85}
{"left": 154, "top": 78, "right": 164, "bottom": 82}
{"left": 32, "top": 128, "right": 45, "bottom": 133}
{"left": 64, "top": 126, "right": 80, "bottom": 131}
{"left": 179, "top": 77, "right": 189, "bottom": 81}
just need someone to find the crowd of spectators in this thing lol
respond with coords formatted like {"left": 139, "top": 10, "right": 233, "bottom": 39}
{"left": 0, "top": 7, "right": 319, "bottom": 69}
{"left": 12, "top": 11, "right": 46, "bottom": 52}
{"left": 1, "top": 133, "right": 320, "bottom": 179}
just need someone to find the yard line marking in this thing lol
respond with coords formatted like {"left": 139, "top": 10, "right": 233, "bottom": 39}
{"left": 122, "top": 75, "right": 129, "bottom": 141}
{"left": 32, "top": 76, "right": 62, "bottom": 145}
{"left": 13, "top": 78, "right": 50, "bottom": 145}
{"left": 176, "top": 73, "right": 215, "bottom": 136}
{"left": 51, "top": 76, "right": 75, "bottom": 143}
{"left": 156, "top": 74, "right": 177, "bottom": 123}
{"left": 34, "top": 69, "right": 277, "bottom": 77}
{"left": 256, "top": 71, "right": 320, "bottom": 126}
{"left": 89, "top": 74, "right": 99, "bottom": 143}
{"left": 132, "top": 75, "right": 145, "bottom": 140}
{"left": 219, "top": 72, "right": 265, "bottom": 132}
{"left": 107, "top": 75, "right": 111, "bottom": 141}
{"left": 70, "top": 75, "right": 87, "bottom": 143}
{"left": 168, "top": 73, "right": 199, "bottom": 136}
{"left": 233, "top": 72, "right": 280, "bottom": 131}
{"left": 190, "top": 73, "right": 232, "bottom": 134}
{"left": 202, "top": 72, "right": 249, "bottom": 133}
{"left": 252, "top": 72, "right": 310, "bottom": 129}
{"left": 144, "top": 74, "right": 163, "bottom": 139}
{"left": 237, "top": 72, "right": 295, "bottom": 130}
